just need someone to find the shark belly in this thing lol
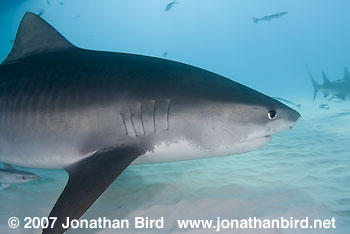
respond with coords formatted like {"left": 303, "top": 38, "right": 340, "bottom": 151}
{"left": 0, "top": 136, "right": 85, "bottom": 169}
{"left": 133, "top": 135, "right": 271, "bottom": 164}
{"left": 0, "top": 131, "right": 271, "bottom": 168}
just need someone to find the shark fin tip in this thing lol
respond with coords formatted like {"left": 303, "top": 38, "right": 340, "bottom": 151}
{"left": 2, "top": 12, "right": 74, "bottom": 65}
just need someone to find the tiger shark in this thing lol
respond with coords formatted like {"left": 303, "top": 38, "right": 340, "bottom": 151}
{"left": 0, "top": 12, "right": 300, "bottom": 233}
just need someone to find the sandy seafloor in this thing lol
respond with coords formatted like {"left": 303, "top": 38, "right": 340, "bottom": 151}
{"left": 0, "top": 100, "right": 349, "bottom": 234}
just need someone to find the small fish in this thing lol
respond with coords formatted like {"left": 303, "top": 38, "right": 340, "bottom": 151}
{"left": 163, "top": 52, "right": 168, "bottom": 58}
{"left": 165, "top": 1, "right": 178, "bottom": 12}
{"left": 46, "top": 0, "right": 51, "bottom": 6}
{"left": 273, "top": 97, "right": 301, "bottom": 108}
{"left": 58, "top": 1, "right": 64, "bottom": 6}
{"left": 319, "top": 103, "right": 330, "bottom": 110}
{"left": 0, "top": 163, "right": 40, "bottom": 190}
{"left": 334, "top": 112, "right": 350, "bottom": 117}
{"left": 253, "top": 12, "right": 288, "bottom": 24}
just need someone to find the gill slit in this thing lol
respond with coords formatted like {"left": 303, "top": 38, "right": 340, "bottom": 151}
{"left": 129, "top": 106, "right": 137, "bottom": 136}
{"left": 140, "top": 102, "right": 145, "bottom": 136}
{"left": 120, "top": 113, "right": 128, "bottom": 135}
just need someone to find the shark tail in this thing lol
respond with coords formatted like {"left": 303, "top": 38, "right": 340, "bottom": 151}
{"left": 307, "top": 68, "right": 320, "bottom": 100}
{"left": 252, "top": 17, "right": 259, "bottom": 24}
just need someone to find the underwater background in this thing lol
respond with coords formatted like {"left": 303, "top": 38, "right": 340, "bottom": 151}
{"left": 0, "top": 0, "right": 349, "bottom": 233}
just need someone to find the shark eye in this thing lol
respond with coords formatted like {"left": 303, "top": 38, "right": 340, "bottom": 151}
{"left": 22, "top": 176, "right": 26, "bottom": 180}
{"left": 268, "top": 110, "right": 277, "bottom": 120}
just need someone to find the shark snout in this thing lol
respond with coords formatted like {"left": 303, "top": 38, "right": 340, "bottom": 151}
{"left": 291, "top": 109, "right": 301, "bottom": 123}
{"left": 285, "top": 108, "right": 301, "bottom": 130}
{"left": 268, "top": 106, "right": 301, "bottom": 135}
{"left": 30, "top": 175, "right": 40, "bottom": 181}
{"left": 25, "top": 174, "right": 40, "bottom": 182}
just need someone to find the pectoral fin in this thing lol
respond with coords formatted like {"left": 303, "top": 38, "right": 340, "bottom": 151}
{"left": 43, "top": 144, "right": 145, "bottom": 234}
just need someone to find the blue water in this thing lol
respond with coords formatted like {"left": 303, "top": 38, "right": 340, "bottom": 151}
{"left": 0, "top": 1, "right": 349, "bottom": 234}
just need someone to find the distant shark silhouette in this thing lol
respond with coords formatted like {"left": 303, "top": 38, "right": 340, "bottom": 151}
{"left": 0, "top": 12, "right": 300, "bottom": 233}
{"left": 308, "top": 67, "right": 350, "bottom": 101}
{"left": 0, "top": 163, "right": 39, "bottom": 190}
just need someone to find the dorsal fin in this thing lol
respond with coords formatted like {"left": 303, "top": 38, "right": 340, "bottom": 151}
{"left": 344, "top": 67, "right": 350, "bottom": 80}
{"left": 322, "top": 72, "right": 330, "bottom": 84}
{"left": 2, "top": 12, "right": 74, "bottom": 65}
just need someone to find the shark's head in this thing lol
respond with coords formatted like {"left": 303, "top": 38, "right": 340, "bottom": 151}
{"left": 4, "top": 170, "right": 40, "bottom": 184}
{"left": 217, "top": 99, "right": 299, "bottom": 155}
{"left": 174, "top": 74, "right": 301, "bottom": 157}
{"left": 229, "top": 97, "right": 301, "bottom": 144}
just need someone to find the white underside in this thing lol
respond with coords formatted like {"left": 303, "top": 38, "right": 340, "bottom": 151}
{"left": 133, "top": 136, "right": 271, "bottom": 164}
{"left": 0, "top": 136, "right": 271, "bottom": 169}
